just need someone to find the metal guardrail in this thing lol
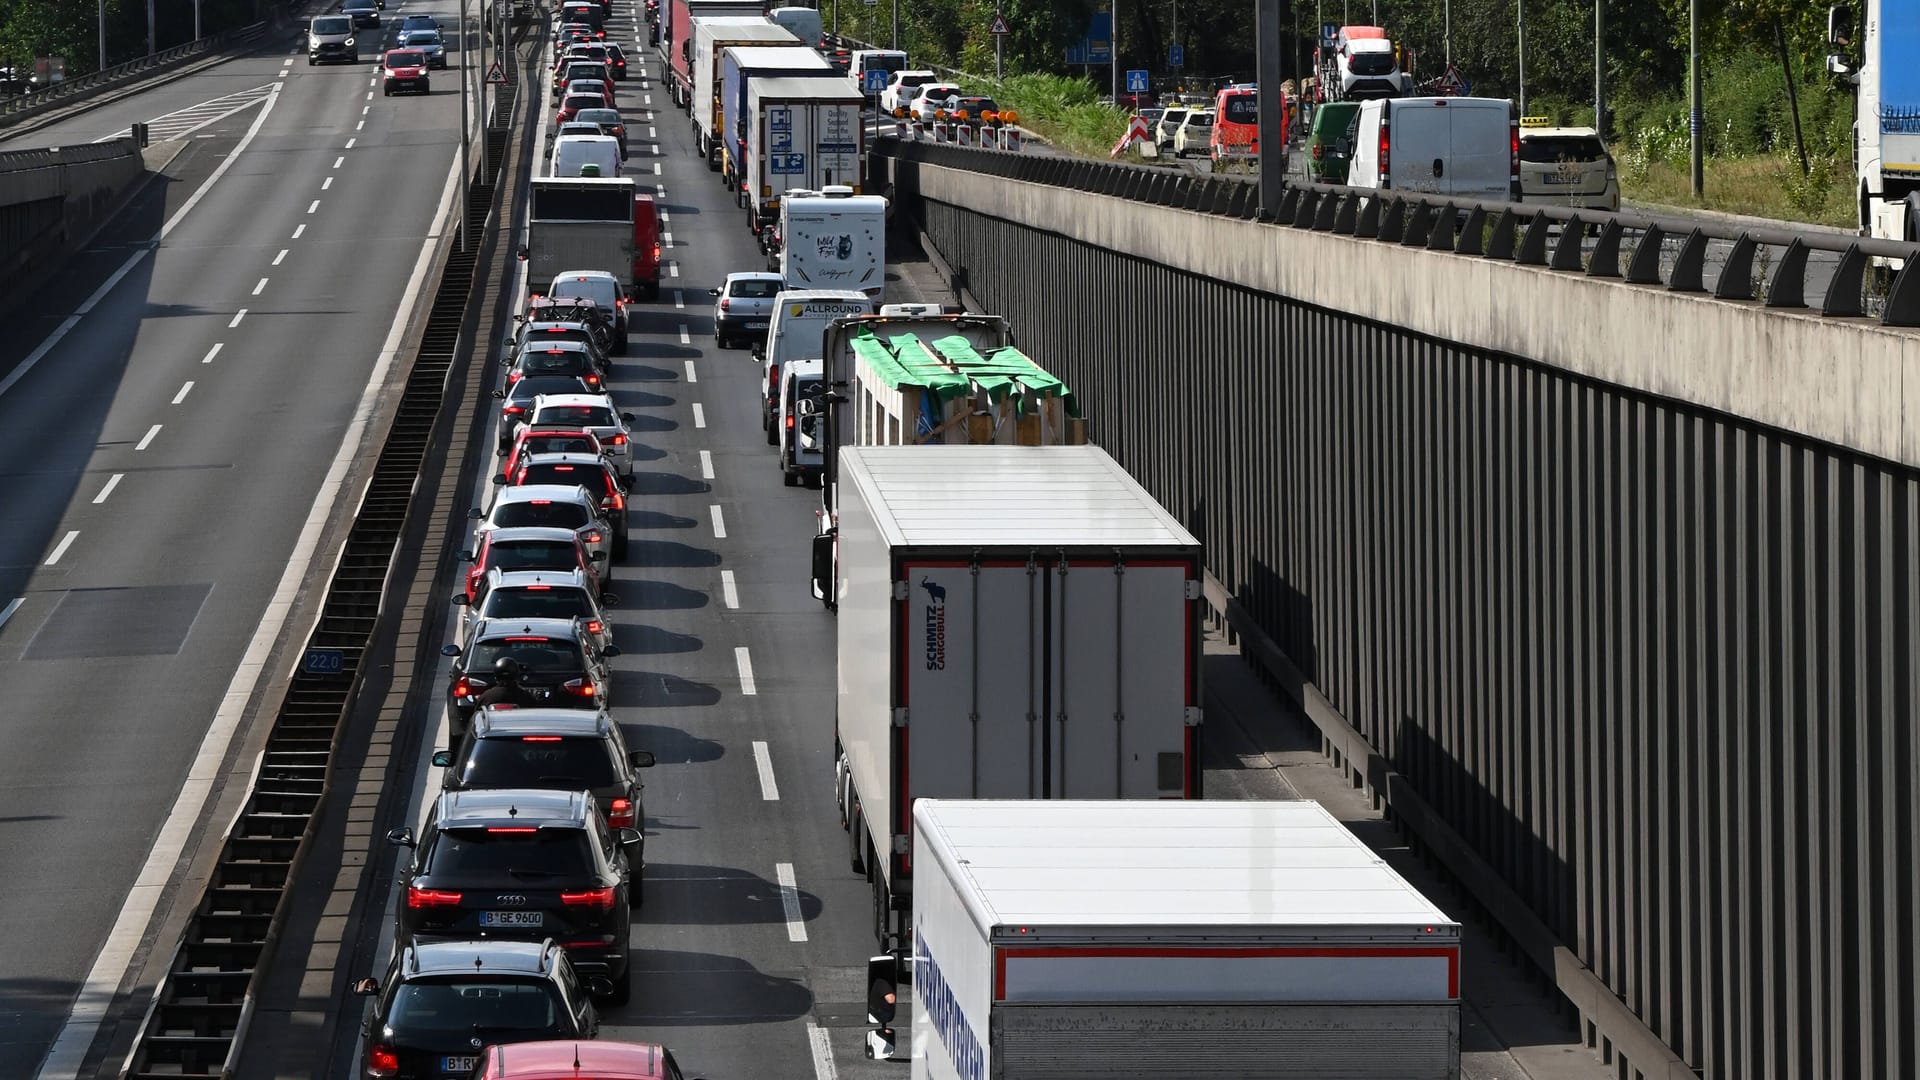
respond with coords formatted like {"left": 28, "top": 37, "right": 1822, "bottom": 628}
{"left": 0, "top": 137, "right": 144, "bottom": 171}
{"left": 0, "top": 22, "right": 268, "bottom": 128}
{"left": 115, "top": 20, "right": 532, "bottom": 1080}
{"left": 874, "top": 138, "right": 1920, "bottom": 328}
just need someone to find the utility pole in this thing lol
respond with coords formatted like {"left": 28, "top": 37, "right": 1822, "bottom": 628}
{"left": 1445, "top": 0, "right": 1451, "bottom": 63}
{"left": 1256, "top": 0, "right": 1282, "bottom": 212}
{"left": 194, "top": 0, "right": 202, "bottom": 41}
{"left": 1689, "top": 0, "right": 1703, "bottom": 194}
{"left": 1594, "top": 0, "right": 1603, "bottom": 133}
{"left": 994, "top": 3, "right": 1002, "bottom": 78}
{"left": 1109, "top": 0, "right": 1117, "bottom": 101}
{"left": 891, "top": 0, "right": 898, "bottom": 50}
{"left": 147, "top": 0, "right": 156, "bottom": 54}
{"left": 98, "top": 0, "right": 106, "bottom": 70}
{"left": 1516, "top": 0, "right": 1526, "bottom": 115}
{"left": 459, "top": 0, "right": 470, "bottom": 253}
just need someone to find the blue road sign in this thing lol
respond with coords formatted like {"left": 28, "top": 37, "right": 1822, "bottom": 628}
{"left": 1321, "top": 22, "right": 1340, "bottom": 48}
{"left": 1125, "top": 69, "right": 1148, "bottom": 93}
{"left": 863, "top": 68, "right": 888, "bottom": 94}
{"left": 302, "top": 647, "right": 344, "bottom": 676}
{"left": 1168, "top": 43, "right": 1184, "bottom": 67}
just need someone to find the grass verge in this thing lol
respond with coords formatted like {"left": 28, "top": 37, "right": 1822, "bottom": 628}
{"left": 975, "top": 73, "right": 1130, "bottom": 159}
{"left": 1621, "top": 155, "right": 1856, "bottom": 229}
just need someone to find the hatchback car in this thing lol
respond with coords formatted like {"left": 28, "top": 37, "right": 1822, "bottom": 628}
{"left": 472, "top": 1040, "right": 706, "bottom": 1080}
{"left": 495, "top": 375, "right": 595, "bottom": 450}
{"left": 457, "top": 568, "right": 615, "bottom": 651}
{"left": 710, "top": 272, "right": 782, "bottom": 349}
{"left": 504, "top": 453, "right": 629, "bottom": 556}
{"left": 461, "top": 527, "right": 603, "bottom": 604}
{"left": 909, "top": 84, "right": 961, "bottom": 123}
{"left": 382, "top": 48, "right": 430, "bottom": 95}
{"left": 544, "top": 271, "right": 629, "bottom": 340}
{"left": 1518, "top": 123, "right": 1620, "bottom": 212}
{"left": 386, "top": 789, "right": 636, "bottom": 999}
{"left": 575, "top": 107, "right": 628, "bottom": 158}
{"left": 472, "top": 485, "right": 613, "bottom": 568}
{"left": 555, "top": 44, "right": 609, "bottom": 76}
{"left": 523, "top": 296, "right": 618, "bottom": 354}
{"left": 398, "top": 13, "right": 439, "bottom": 35}
{"left": 397, "top": 28, "right": 446, "bottom": 67}
{"left": 944, "top": 95, "right": 997, "bottom": 122}
{"left": 557, "top": 62, "right": 613, "bottom": 100}
{"left": 351, "top": 940, "right": 601, "bottom": 1080}
{"left": 504, "top": 341, "right": 605, "bottom": 393}
{"left": 342, "top": 0, "right": 379, "bottom": 28}
{"left": 432, "top": 708, "right": 653, "bottom": 871}
{"left": 443, "top": 617, "right": 618, "bottom": 732}
{"left": 1155, "top": 107, "right": 1188, "bottom": 150}
{"left": 524, "top": 395, "right": 636, "bottom": 482}
{"left": 499, "top": 424, "right": 607, "bottom": 482}
{"left": 1173, "top": 110, "right": 1214, "bottom": 156}
{"left": 604, "top": 43, "right": 630, "bottom": 80}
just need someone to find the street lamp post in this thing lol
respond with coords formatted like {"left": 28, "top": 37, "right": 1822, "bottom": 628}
{"left": 98, "top": 0, "right": 106, "bottom": 70}
{"left": 147, "top": 0, "right": 156, "bottom": 55}
{"left": 1689, "top": 0, "right": 1703, "bottom": 194}
{"left": 459, "top": 0, "right": 470, "bottom": 254}
{"left": 1516, "top": 0, "right": 1526, "bottom": 115}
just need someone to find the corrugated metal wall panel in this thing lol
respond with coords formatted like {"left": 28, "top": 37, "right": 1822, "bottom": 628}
{"left": 903, "top": 194, "right": 1920, "bottom": 1080}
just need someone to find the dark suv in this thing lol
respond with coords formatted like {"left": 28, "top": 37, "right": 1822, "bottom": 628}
{"left": 351, "top": 938, "right": 600, "bottom": 1080}
{"left": 442, "top": 617, "right": 617, "bottom": 741}
{"left": 387, "top": 789, "right": 638, "bottom": 1003}
{"left": 432, "top": 707, "right": 655, "bottom": 888}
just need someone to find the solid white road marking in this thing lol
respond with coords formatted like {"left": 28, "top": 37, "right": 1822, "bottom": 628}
{"left": 808, "top": 1023, "right": 838, "bottom": 1080}
{"left": 307, "top": 200, "right": 320, "bottom": 214}
{"left": 171, "top": 381, "right": 194, "bottom": 405}
{"left": 135, "top": 424, "right": 161, "bottom": 451}
{"left": 699, "top": 449, "right": 714, "bottom": 480}
{"left": 44, "top": 531, "right": 78, "bottom": 566}
{"left": 322, "top": 176, "right": 334, "bottom": 190}
{"left": 677, "top": 325, "right": 690, "bottom": 345}
{"left": 685, "top": 360, "right": 697, "bottom": 382}
{"left": 92, "top": 474, "right": 124, "bottom": 504}
{"left": 692, "top": 403, "right": 705, "bottom": 428}
{"left": 710, "top": 504, "right": 726, "bottom": 539}
{"left": 201, "top": 343, "right": 222, "bottom": 363}
{"left": 33, "top": 80, "right": 456, "bottom": 1080}
{"left": 272, "top": 249, "right": 288, "bottom": 266}
{"left": 734, "top": 646, "right": 755, "bottom": 695}
{"left": 752, "top": 741, "right": 779, "bottom": 800}
{"left": 251, "top": 277, "right": 268, "bottom": 296}
{"left": 228, "top": 309, "right": 246, "bottom": 327}
{"left": 0, "top": 597, "right": 21, "bottom": 633}
{"left": 776, "top": 862, "right": 805, "bottom": 940}
{"left": 291, "top": 223, "right": 306, "bottom": 239}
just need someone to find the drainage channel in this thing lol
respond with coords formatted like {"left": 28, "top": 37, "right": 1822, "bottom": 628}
{"left": 118, "top": 36, "right": 525, "bottom": 1080}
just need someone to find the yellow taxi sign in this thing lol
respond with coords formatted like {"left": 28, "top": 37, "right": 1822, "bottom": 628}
{"left": 1519, "top": 115, "right": 1551, "bottom": 127}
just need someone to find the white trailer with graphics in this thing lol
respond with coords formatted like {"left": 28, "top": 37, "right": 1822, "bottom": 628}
{"left": 831, "top": 445, "right": 1205, "bottom": 952}
{"left": 743, "top": 75, "right": 865, "bottom": 232}
{"left": 898, "top": 799, "right": 1464, "bottom": 1079}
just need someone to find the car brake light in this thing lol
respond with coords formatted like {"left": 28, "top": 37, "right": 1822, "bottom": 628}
{"left": 586, "top": 618, "right": 604, "bottom": 636}
{"left": 368, "top": 1043, "right": 400, "bottom": 1077}
{"left": 551, "top": 464, "right": 576, "bottom": 471}
{"left": 720, "top": 297, "right": 731, "bottom": 311}
{"left": 583, "top": 530, "right": 604, "bottom": 543}
{"left": 529, "top": 498, "right": 553, "bottom": 504}
{"left": 768, "top": 366, "right": 779, "bottom": 390}
{"left": 488, "top": 826, "right": 539, "bottom": 833}
{"left": 561, "top": 885, "right": 617, "bottom": 906}
{"left": 1510, "top": 123, "right": 1521, "bottom": 177}
{"left": 786, "top": 413, "right": 794, "bottom": 429}
{"left": 564, "top": 677, "right": 596, "bottom": 697}
{"left": 609, "top": 433, "right": 627, "bottom": 445}
{"left": 504, "top": 405, "right": 526, "bottom": 415}
{"left": 609, "top": 491, "right": 625, "bottom": 510}
{"left": 607, "top": 797, "right": 634, "bottom": 827}
{"left": 522, "top": 735, "right": 564, "bottom": 743}
{"left": 524, "top": 584, "right": 554, "bottom": 590}
{"left": 1379, "top": 122, "right": 1391, "bottom": 181}
{"left": 453, "top": 676, "right": 472, "bottom": 697}
{"left": 407, "top": 886, "right": 463, "bottom": 907}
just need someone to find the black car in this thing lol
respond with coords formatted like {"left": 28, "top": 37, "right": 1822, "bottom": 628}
{"left": 342, "top": 0, "right": 379, "bottom": 29}
{"left": 604, "top": 43, "right": 629, "bottom": 80}
{"left": 504, "top": 342, "right": 605, "bottom": 394}
{"left": 351, "top": 938, "right": 600, "bottom": 1080}
{"left": 507, "top": 324, "right": 609, "bottom": 373}
{"left": 521, "top": 298, "right": 618, "bottom": 356}
{"left": 432, "top": 708, "right": 655, "bottom": 878}
{"left": 494, "top": 374, "right": 593, "bottom": 450}
{"left": 443, "top": 616, "right": 617, "bottom": 737}
{"left": 387, "top": 789, "right": 638, "bottom": 1002}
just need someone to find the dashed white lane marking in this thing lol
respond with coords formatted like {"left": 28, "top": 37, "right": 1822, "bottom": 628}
{"left": 334, "top": 156, "right": 345, "bottom": 168}
{"left": 356, "top": 119, "right": 365, "bottom": 130}
{"left": 656, "top": 185, "right": 665, "bottom": 196}
{"left": 652, "top": 161, "right": 661, "bottom": 174}
{"left": 135, "top": 424, "right": 162, "bottom": 451}
{"left": 668, "top": 262, "right": 679, "bottom": 278}
{"left": 651, "top": 142, "right": 660, "bottom": 155}
{"left": 662, "top": 231, "right": 673, "bottom": 245}
{"left": 307, "top": 200, "right": 320, "bottom": 214}
{"left": 45, "top": 530, "right": 79, "bottom": 566}
{"left": 719, "top": 568, "right": 738, "bottom": 608}
{"left": 322, "top": 176, "right": 334, "bottom": 190}
{"left": 344, "top": 137, "right": 356, "bottom": 148}
{"left": 644, "top": 94, "right": 652, "bottom": 105}
{"left": 660, "top": 212, "right": 670, "bottom": 223}
{"left": 0, "top": 597, "right": 22, "bottom": 633}
{"left": 277, "top": 70, "right": 288, "bottom": 79}
{"left": 684, "top": 359, "right": 697, "bottom": 382}
{"left": 753, "top": 740, "right": 780, "bottom": 800}
{"left": 202, "top": 343, "right": 222, "bottom": 363}
{"left": 292, "top": 223, "right": 306, "bottom": 239}
{"left": 171, "top": 381, "right": 194, "bottom": 405}
{"left": 808, "top": 1023, "right": 838, "bottom": 1080}
{"left": 366, "top": 91, "right": 374, "bottom": 101}
{"left": 272, "top": 249, "right": 288, "bottom": 265}
{"left": 775, "top": 862, "right": 805, "bottom": 940}
{"left": 699, "top": 450, "right": 714, "bottom": 480}
{"left": 673, "top": 289, "right": 684, "bottom": 309}
{"left": 228, "top": 309, "right": 247, "bottom": 328}
{"left": 648, "top": 125, "right": 657, "bottom": 137}
{"left": 710, "top": 504, "right": 726, "bottom": 539}
{"left": 734, "top": 645, "right": 756, "bottom": 694}
{"left": 92, "top": 473, "right": 123, "bottom": 504}
{"left": 677, "top": 325, "right": 690, "bottom": 345}
{"left": 251, "top": 277, "right": 268, "bottom": 296}
{"left": 692, "top": 403, "right": 705, "bottom": 428}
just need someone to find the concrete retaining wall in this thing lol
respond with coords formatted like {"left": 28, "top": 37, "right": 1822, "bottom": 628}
{"left": 0, "top": 138, "right": 147, "bottom": 293}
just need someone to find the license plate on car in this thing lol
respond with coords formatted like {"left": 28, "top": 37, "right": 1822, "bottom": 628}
{"left": 746, "top": 321, "right": 768, "bottom": 329}
{"left": 442, "top": 1056, "right": 478, "bottom": 1075}
{"left": 1544, "top": 172, "right": 1582, "bottom": 185}
{"left": 480, "top": 910, "right": 545, "bottom": 927}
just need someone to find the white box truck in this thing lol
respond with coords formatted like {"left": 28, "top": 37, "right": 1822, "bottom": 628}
{"left": 690, "top": 18, "right": 798, "bottom": 164}
{"left": 895, "top": 799, "right": 1463, "bottom": 1079}
{"left": 744, "top": 75, "right": 866, "bottom": 232}
{"left": 778, "top": 186, "right": 887, "bottom": 298}
{"left": 522, "top": 177, "right": 638, "bottom": 293}
{"left": 831, "top": 445, "right": 1205, "bottom": 950}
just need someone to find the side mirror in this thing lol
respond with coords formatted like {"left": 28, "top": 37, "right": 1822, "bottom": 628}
{"left": 441, "top": 644, "right": 463, "bottom": 657}
{"left": 492, "top": 474, "right": 509, "bottom": 485}
{"left": 1826, "top": 3, "right": 1852, "bottom": 45}
{"left": 602, "top": 644, "right": 622, "bottom": 657}
{"left": 864, "top": 953, "right": 900, "bottom": 1060}
{"left": 707, "top": 287, "right": 721, "bottom": 297}
{"left": 457, "top": 550, "right": 474, "bottom": 562}
{"left": 585, "top": 976, "right": 615, "bottom": 998}
{"left": 811, "top": 529, "right": 835, "bottom": 601}
{"left": 629, "top": 750, "right": 655, "bottom": 768}
{"left": 386, "top": 826, "right": 416, "bottom": 847}
{"left": 468, "top": 507, "right": 485, "bottom": 520}
{"left": 620, "top": 412, "right": 635, "bottom": 422}
{"left": 491, "top": 389, "right": 506, "bottom": 399}
{"left": 431, "top": 750, "right": 454, "bottom": 767}
{"left": 450, "top": 594, "right": 470, "bottom": 606}
{"left": 517, "top": 245, "right": 530, "bottom": 260}
{"left": 615, "top": 826, "right": 642, "bottom": 846}
{"left": 351, "top": 977, "right": 381, "bottom": 997}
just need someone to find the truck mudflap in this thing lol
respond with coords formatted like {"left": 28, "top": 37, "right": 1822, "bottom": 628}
{"left": 989, "top": 1003, "right": 1460, "bottom": 1080}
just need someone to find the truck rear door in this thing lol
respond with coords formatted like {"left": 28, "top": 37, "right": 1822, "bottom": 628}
{"left": 1386, "top": 101, "right": 1450, "bottom": 194}
{"left": 1443, "top": 100, "right": 1514, "bottom": 202}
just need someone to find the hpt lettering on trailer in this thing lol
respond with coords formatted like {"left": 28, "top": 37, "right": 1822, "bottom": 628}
{"left": 916, "top": 931, "right": 984, "bottom": 1080}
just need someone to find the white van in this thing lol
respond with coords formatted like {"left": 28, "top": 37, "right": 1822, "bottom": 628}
{"left": 777, "top": 357, "right": 826, "bottom": 486}
{"left": 766, "top": 5, "right": 822, "bottom": 46}
{"left": 757, "top": 288, "right": 875, "bottom": 439}
{"left": 778, "top": 186, "right": 886, "bottom": 298}
{"left": 551, "top": 133, "right": 622, "bottom": 178}
{"left": 1345, "top": 96, "right": 1518, "bottom": 204}
{"left": 849, "top": 49, "right": 907, "bottom": 91}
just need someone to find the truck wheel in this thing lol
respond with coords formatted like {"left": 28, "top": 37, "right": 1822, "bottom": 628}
{"left": 782, "top": 467, "right": 799, "bottom": 487}
{"left": 848, "top": 807, "right": 866, "bottom": 874}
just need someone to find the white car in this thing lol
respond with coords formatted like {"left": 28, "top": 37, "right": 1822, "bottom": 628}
{"left": 1155, "top": 107, "right": 1188, "bottom": 150}
{"left": 523, "top": 393, "right": 637, "bottom": 482}
{"left": 880, "top": 69, "right": 937, "bottom": 114}
{"left": 1173, "top": 110, "right": 1214, "bottom": 157}
{"left": 470, "top": 484, "right": 614, "bottom": 569}
{"left": 910, "top": 83, "right": 963, "bottom": 123}
{"left": 457, "top": 567, "right": 615, "bottom": 652}
{"left": 545, "top": 270, "right": 628, "bottom": 342}
{"left": 711, "top": 271, "right": 783, "bottom": 349}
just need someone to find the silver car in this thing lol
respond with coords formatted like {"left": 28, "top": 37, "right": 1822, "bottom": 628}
{"left": 398, "top": 28, "right": 446, "bottom": 67}
{"left": 456, "top": 566, "right": 616, "bottom": 651}
{"left": 546, "top": 270, "right": 628, "bottom": 339}
{"left": 524, "top": 394, "right": 636, "bottom": 483}
{"left": 470, "top": 483, "right": 613, "bottom": 568}
{"left": 710, "top": 271, "right": 782, "bottom": 349}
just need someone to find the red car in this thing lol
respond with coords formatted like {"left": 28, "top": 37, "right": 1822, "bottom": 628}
{"left": 460, "top": 526, "right": 602, "bottom": 602}
{"left": 381, "top": 48, "right": 430, "bottom": 96}
{"left": 473, "top": 1040, "right": 704, "bottom": 1080}
{"left": 557, "top": 90, "right": 610, "bottom": 124}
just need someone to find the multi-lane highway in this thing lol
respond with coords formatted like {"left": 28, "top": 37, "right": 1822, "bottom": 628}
{"left": 0, "top": 5, "right": 477, "bottom": 1075}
